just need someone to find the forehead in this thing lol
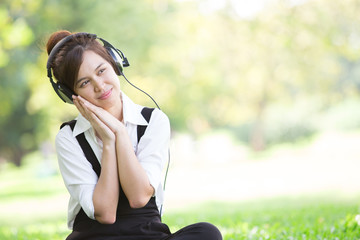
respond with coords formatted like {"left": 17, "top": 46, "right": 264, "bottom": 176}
{"left": 78, "top": 50, "right": 107, "bottom": 75}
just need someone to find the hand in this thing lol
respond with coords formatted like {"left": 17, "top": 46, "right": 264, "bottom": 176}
{"left": 73, "top": 95, "right": 116, "bottom": 144}
{"left": 73, "top": 95, "right": 125, "bottom": 134}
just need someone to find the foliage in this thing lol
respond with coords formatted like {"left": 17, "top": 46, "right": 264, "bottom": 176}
{"left": 2, "top": 0, "right": 360, "bottom": 165}
{"left": 0, "top": 1, "right": 41, "bottom": 165}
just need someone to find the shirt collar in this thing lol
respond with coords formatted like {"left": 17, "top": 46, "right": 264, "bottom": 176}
{"left": 122, "top": 91, "right": 148, "bottom": 126}
{"left": 72, "top": 114, "right": 91, "bottom": 138}
{"left": 72, "top": 91, "right": 148, "bottom": 137}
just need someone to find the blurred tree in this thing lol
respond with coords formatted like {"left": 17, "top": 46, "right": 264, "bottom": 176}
{"left": 0, "top": 1, "right": 38, "bottom": 165}
{"left": 0, "top": 0, "right": 101, "bottom": 165}
{"left": 2, "top": 0, "right": 360, "bottom": 166}
{"left": 163, "top": 0, "right": 360, "bottom": 150}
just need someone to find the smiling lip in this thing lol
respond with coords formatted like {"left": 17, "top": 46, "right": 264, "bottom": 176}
{"left": 99, "top": 89, "right": 112, "bottom": 100}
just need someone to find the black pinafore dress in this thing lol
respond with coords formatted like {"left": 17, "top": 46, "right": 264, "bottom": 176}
{"left": 67, "top": 188, "right": 171, "bottom": 240}
{"left": 63, "top": 108, "right": 171, "bottom": 240}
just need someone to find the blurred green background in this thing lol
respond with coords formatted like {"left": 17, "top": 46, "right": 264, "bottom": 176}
{"left": 1, "top": 0, "right": 360, "bottom": 239}
{"left": 2, "top": 0, "right": 360, "bottom": 165}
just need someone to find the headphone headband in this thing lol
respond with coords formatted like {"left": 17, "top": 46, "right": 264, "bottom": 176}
{"left": 46, "top": 32, "right": 129, "bottom": 104}
{"left": 46, "top": 33, "right": 97, "bottom": 71}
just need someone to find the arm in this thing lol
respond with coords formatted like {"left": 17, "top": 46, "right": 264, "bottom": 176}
{"left": 73, "top": 97, "right": 119, "bottom": 224}
{"left": 135, "top": 109, "right": 170, "bottom": 204}
{"left": 115, "top": 108, "right": 170, "bottom": 209}
{"left": 115, "top": 126, "right": 154, "bottom": 208}
{"left": 74, "top": 96, "right": 163, "bottom": 209}
{"left": 92, "top": 139, "right": 119, "bottom": 224}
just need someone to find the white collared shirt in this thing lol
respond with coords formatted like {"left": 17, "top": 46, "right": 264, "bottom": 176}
{"left": 55, "top": 92, "right": 170, "bottom": 229}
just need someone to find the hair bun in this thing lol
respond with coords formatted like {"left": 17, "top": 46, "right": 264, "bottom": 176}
{"left": 46, "top": 30, "right": 72, "bottom": 55}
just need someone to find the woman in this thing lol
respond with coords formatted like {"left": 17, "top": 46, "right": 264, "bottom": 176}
{"left": 47, "top": 30, "right": 222, "bottom": 240}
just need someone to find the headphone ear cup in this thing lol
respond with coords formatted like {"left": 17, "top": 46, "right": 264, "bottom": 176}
{"left": 56, "top": 82, "right": 76, "bottom": 104}
{"left": 106, "top": 47, "right": 123, "bottom": 75}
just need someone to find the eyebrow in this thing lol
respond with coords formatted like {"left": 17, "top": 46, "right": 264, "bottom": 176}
{"left": 76, "top": 63, "right": 105, "bottom": 85}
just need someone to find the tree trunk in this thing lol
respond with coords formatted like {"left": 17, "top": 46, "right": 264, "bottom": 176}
{"left": 12, "top": 147, "right": 26, "bottom": 167}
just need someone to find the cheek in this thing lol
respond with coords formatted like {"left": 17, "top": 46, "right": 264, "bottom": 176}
{"left": 108, "top": 73, "right": 120, "bottom": 89}
{"left": 112, "top": 72, "right": 121, "bottom": 86}
{"left": 114, "top": 79, "right": 121, "bottom": 89}
{"left": 74, "top": 87, "right": 82, "bottom": 96}
{"left": 75, "top": 89, "right": 93, "bottom": 101}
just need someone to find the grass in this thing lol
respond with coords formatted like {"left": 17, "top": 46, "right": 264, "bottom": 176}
{"left": 163, "top": 197, "right": 360, "bottom": 239}
{"left": 1, "top": 152, "right": 360, "bottom": 239}
{"left": 0, "top": 195, "right": 359, "bottom": 240}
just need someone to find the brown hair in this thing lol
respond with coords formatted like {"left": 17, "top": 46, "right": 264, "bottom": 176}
{"left": 46, "top": 30, "right": 119, "bottom": 92}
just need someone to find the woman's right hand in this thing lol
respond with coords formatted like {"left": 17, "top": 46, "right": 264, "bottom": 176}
{"left": 73, "top": 95, "right": 115, "bottom": 144}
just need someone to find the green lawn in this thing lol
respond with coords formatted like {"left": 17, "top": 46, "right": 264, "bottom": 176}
{"left": 1, "top": 155, "right": 359, "bottom": 240}
{"left": 0, "top": 196, "right": 359, "bottom": 240}
{"left": 164, "top": 197, "right": 360, "bottom": 240}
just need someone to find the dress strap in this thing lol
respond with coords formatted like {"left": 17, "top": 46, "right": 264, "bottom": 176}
{"left": 137, "top": 107, "right": 155, "bottom": 143}
{"left": 60, "top": 120, "right": 101, "bottom": 177}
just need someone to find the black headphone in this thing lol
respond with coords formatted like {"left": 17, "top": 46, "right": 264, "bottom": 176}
{"left": 46, "top": 32, "right": 130, "bottom": 104}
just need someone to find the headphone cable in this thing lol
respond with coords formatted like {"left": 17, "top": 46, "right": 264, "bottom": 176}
{"left": 120, "top": 72, "right": 161, "bottom": 110}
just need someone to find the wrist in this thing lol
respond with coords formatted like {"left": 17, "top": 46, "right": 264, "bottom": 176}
{"left": 114, "top": 123, "right": 127, "bottom": 136}
{"left": 102, "top": 139, "right": 116, "bottom": 149}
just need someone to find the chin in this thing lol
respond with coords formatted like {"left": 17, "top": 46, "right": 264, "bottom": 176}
{"left": 102, "top": 96, "right": 121, "bottom": 110}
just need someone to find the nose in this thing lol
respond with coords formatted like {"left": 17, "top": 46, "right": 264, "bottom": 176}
{"left": 93, "top": 77, "right": 105, "bottom": 92}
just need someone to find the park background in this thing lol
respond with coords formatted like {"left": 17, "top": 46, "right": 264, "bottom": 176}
{"left": 1, "top": 0, "right": 360, "bottom": 239}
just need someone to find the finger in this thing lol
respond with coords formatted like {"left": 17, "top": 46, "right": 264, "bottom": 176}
{"left": 77, "top": 96, "right": 109, "bottom": 119}
{"left": 73, "top": 97, "right": 94, "bottom": 122}
{"left": 86, "top": 110, "right": 115, "bottom": 141}
{"left": 76, "top": 95, "right": 91, "bottom": 107}
{"left": 76, "top": 96, "right": 121, "bottom": 133}
{"left": 73, "top": 97, "right": 82, "bottom": 113}
{"left": 80, "top": 102, "right": 96, "bottom": 122}
{"left": 73, "top": 97, "right": 87, "bottom": 117}
{"left": 77, "top": 96, "right": 101, "bottom": 114}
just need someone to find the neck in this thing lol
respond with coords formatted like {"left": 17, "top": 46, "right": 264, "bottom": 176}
{"left": 107, "top": 94, "right": 123, "bottom": 122}
{"left": 107, "top": 103, "right": 123, "bottom": 122}
{"left": 113, "top": 108, "right": 123, "bottom": 122}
